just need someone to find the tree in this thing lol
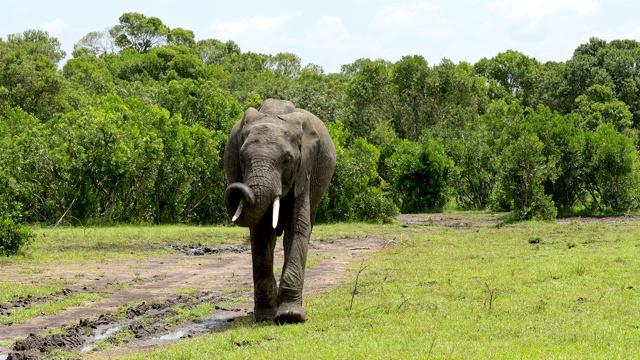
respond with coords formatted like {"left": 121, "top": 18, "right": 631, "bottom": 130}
{"left": 167, "top": 27, "right": 195, "bottom": 48}
{"left": 572, "top": 85, "right": 633, "bottom": 131}
{"left": 474, "top": 50, "right": 540, "bottom": 105}
{"left": 6, "top": 29, "right": 66, "bottom": 64}
{"left": 111, "top": 12, "right": 169, "bottom": 53}
{"left": 196, "top": 39, "right": 240, "bottom": 65}
{"left": 386, "top": 131, "right": 453, "bottom": 213}
{"left": 318, "top": 121, "right": 398, "bottom": 222}
{"left": 0, "top": 32, "right": 70, "bottom": 120}
{"left": 343, "top": 58, "right": 394, "bottom": 138}
{"left": 496, "top": 134, "right": 557, "bottom": 220}
{"left": 391, "top": 55, "right": 435, "bottom": 138}
{"left": 583, "top": 124, "right": 639, "bottom": 211}
{"left": 73, "top": 30, "right": 117, "bottom": 57}
{"left": 268, "top": 52, "right": 301, "bottom": 78}
{"left": 436, "top": 108, "right": 495, "bottom": 209}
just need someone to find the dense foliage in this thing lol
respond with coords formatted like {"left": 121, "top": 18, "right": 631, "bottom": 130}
{"left": 2, "top": 12, "right": 640, "bottom": 230}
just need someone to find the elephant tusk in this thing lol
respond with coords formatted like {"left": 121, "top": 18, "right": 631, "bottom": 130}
{"left": 272, "top": 197, "right": 280, "bottom": 229}
{"left": 232, "top": 200, "right": 243, "bottom": 222}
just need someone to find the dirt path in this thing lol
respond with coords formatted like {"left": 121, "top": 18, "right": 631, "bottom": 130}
{"left": 0, "top": 237, "right": 388, "bottom": 359}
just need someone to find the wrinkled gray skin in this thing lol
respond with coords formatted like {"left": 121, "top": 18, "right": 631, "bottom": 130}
{"left": 224, "top": 99, "right": 336, "bottom": 324}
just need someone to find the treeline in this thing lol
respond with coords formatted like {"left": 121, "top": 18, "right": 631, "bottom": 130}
{"left": 2, "top": 12, "right": 640, "bottom": 228}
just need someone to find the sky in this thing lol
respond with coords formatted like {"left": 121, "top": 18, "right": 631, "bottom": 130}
{"left": 1, "top": 0, "right": 639, "bottom": 73}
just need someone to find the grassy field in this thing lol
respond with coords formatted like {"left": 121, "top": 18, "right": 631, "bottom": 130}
{"left": 3, "top": 214, "right": 640, "bottom": 359}
{"left": 114, "top": 215, "right": 640, "bottom": 359}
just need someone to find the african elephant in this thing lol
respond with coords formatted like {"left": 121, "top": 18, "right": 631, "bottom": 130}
{"left": 224, "top": 99, "right": 336, "bottom": 324}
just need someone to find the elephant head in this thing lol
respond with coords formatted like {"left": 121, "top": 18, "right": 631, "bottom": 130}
{"left": 224, "top": 105, "right": 320, "bottom": 229}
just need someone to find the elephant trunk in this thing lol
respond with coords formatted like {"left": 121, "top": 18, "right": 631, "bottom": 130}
{"left": 225, "top": 182, "right": 280, "bottom": 228}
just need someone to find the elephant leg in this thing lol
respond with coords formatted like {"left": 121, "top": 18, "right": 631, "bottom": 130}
{"left": 249, "top": 215, "right": 278, "bottom": 322}
{"left": 275, "top": 193, "right": 311, "bottom": 324}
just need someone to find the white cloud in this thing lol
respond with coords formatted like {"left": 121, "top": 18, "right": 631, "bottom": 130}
{"left": 488, "top": 0, "right": 599, "bottom": 19}
{"left": 487, "top": 0, "right": 600, "bottom": 43}
{"left": 377, "top": 2, "right": 438, "bottom": 26}
{"left": 373, "top": 2, "right": 448, "bottom": 40}
{"left": 314, "top": 16, "right": 355, "bottom": 42}
{"left": 209, "top": 13, "right": 291, "bottom": 38}
{"left": 41, "top": 18, "right": 67, "bottom": 36}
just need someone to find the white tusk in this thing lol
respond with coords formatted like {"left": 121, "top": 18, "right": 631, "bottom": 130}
{"left": 232, "top": 200, "right": 243, "bottom": 222}
{"left": 272, "top": 197, "right": 280, "bottom": 229}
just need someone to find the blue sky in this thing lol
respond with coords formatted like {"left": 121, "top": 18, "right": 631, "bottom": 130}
{"left": 1, "top": 0, "right": 639, "bottom": 73}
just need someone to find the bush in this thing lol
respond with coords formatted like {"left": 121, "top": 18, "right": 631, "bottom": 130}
{"left": 583, "top": 124, "right": 640, "bottom": 211}
{"left": 0, "top": 217, "right": 33, "bottom": 256}
{"left": 386, "top": 131, "right": 454, "bottom": 213}
{"left": 318, "top": 121, "right": 398, "bottom": 223}
{"left": 496, "top": 134, "right": 557, "bottom": 220}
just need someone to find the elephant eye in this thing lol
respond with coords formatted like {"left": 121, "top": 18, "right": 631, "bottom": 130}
{"left": 283, "top": 155, "right": 293, "bottom": 166}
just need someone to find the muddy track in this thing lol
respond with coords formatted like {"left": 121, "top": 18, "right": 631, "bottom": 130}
{"left": 0, "top": 238, "right": 388, "bottom": 359}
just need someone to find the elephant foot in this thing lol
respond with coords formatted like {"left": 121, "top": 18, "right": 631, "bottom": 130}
{"left": 274, "top": 302, "right": 306, "bottom": 325}
{"left": 253, "top": 306, "right": 276, "bottom": 322}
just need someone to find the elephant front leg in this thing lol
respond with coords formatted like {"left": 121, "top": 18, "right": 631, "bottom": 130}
{"left": 275, "top": 193, "right": 312, "bottom": 324}
{"left": 249, "top": 216, "right": 278, "bottom": 322}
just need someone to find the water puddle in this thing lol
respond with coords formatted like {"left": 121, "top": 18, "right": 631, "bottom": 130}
{"left": 158, "top": 330, "right": 185, "bottom": 341}
{"left": 0, "top": 353, "right": 7, "bottom": 360}
{"left": 138, "top": 310, "right": 240, "bottom": 347}
{"left": 67, "top": 309, "right": 244, "bottom": 355}
{"left": 93, "top": 325, "right": 121, "bottom": 340}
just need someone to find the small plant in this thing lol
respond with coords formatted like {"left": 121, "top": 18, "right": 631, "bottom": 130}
{"left": 0, "top": 217, "right": 34, "bottom": 256}
{"left": 528, "top": 236, "right": 543, "bottom": 244}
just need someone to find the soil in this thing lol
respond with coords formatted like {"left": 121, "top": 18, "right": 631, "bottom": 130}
{"left": 1, "top": 212, "right": 629, "bottom": 359}
{"left": 0, "top": 237, "right": 390, "bottom": 359}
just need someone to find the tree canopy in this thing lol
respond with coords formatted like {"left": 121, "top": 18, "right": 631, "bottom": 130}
{"left": 2, "top": 13, "right": 640, "bottom": 227}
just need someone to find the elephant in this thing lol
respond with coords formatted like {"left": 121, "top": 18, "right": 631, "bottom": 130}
{"left": 224, "top": 99, "right": 336, "bottom": 324}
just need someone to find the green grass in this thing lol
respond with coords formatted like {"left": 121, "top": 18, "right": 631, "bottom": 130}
{"left": 119, "top": 216, "right": 640, "bottom": 359}
{"left": 0, "top": 284, "right": 64, "bottom": 304}
{"left": 2, "top": 216, "right": 640, "bottom": 358}
{"left": 0, "top": 225, "right": 248, "bottom": 266}
{"left": 0, "top": 293, "right": 103, "bottom": 324}
{"left": 164, "top": 302, "right": 218, "bottom": 326}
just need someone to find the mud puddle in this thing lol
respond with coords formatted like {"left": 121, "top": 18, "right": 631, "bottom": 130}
{"left": 5, "top": 291, "right": 247, "bottom": 359}
{"left": 0, "top": 237, "right": 390, "bottom": 359}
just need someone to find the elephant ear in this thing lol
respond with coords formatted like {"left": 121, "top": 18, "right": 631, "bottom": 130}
{"left": 242, "top": 107, "right": 266, "bottom": 126}
{"left": 225, "top": 107, "right": 266, "bottom": 183}
{"left": 278, "top": 112, "right": 320, "bottom": 197}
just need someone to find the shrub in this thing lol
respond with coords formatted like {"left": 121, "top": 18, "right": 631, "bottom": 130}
{"left": 496, "top": 133, "right": 557, "bottom": 220}
{"left": 0, "top": 217, "right": 33, "bottom": 256}
{"left": 318, "top": 121, "right": 398, "bottom": 223}
{"left": 583, "top": 124, "right": 640, "bottom": 211}
{"left": 386, "top": 131, "right": 454, "bottom": 213}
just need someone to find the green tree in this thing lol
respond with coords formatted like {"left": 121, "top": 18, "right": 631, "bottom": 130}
{"left": 572, "top": 84, "right": 633, "bottom": 131}
{"left": 73, "top": 30, "right": 116, "bottom": 57}
{"left": 167, "top": 27, "right": 196, "bottom": 48}
{"left": 474, "top": 50, "right": 540, "bottom": 105}
{"left": 268, "top": 52, "right": 301, "bottom": 78}
{"left": 386, "top": 131, "right": 453, "bottom": 213}
{"left": 111, "top": 12, "right": 170, "bottom": 53}
{"left": 496, "top": 134, "right": 557, "bottom": 220}
{"left": 583, "top": 124, "right": 639, "bottom": 211}
{"left": 318, "top": 121, "right": 397, "bottom": 222}
{"left": 0, "top": 31, "right": 69, "bottom": 119}
{"left": 153, "top": 78, "right": 242, "bottom": 129}
{"left": 391, "top": 55, "right": 435, "bottom": 138}
{"left": 436, "top": 109, "right": 495, "bottom": 209}
{"left": 196, "top": 39, "right": 240, "bottom": 65}
{"left": 343, "top": 58, "right": 393, "bottom": 138}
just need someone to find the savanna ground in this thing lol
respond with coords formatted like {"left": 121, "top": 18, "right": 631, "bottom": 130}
{"left": 1, "top": 212, "right": 640, "bottom": 359}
